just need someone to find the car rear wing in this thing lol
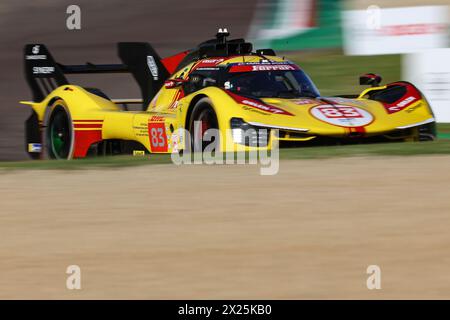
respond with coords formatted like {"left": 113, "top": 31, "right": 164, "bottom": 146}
{"left": 24, "top": 42, "right": 171, "bottom": 108}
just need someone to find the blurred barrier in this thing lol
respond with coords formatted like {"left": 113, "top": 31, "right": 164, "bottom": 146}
{"left": 343, "top": 5, "right": 449, "bottom": 55}
{"left": 248, "top": 0, "right": 343, "bottom": 50}
{"left": 404, "top": 49, "right": 450, "bottom": 123}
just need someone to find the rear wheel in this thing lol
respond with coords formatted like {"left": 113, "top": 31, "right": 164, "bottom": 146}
{"left": 188, "top": 98, "right": 219, "bottom": 151}
{"left": 46, "top": 102, "right": 73, "bottom": 159}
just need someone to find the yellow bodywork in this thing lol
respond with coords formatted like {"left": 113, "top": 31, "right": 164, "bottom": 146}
{"left": 21, "top": 55, "right": 435, "bottom": 158}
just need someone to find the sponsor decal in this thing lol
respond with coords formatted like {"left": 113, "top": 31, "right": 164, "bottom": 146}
{"left": 193, "top": 57, "right": 240, "bottom": 70}
{"left": 164, "top": 80, "right": 178, "bottom": 88}
{"left": 224, "top": 81, "right": 232, "bottom": 90}
{"left": 32, "top": 45, "right": 40, "bottom": 54}
{"left": 26, "top": 55, "right": 47, "bottom": 60}
{"left": 380, "top": 23, "right": 447, "bottom": 36}
{"left": 170, "top": 132, "right": 180, "bottom": 153}
{"left": 310, "top": 105, "right": 374, "bottom": 127}
{"left": 396, "top": 96, "right": 416, "bottom": 107}
{"left": 227, "top": 91, "right": 293, "bottom": 116}
{"left": 147, "top": 56, "right": 158, "bottom": 80}
{"left": 194, "top": 67, "right": 221, "bottom": 71}
{"left": 150, "top": 115, "right": 165, "bottom": 122}
{"left": 133, "top": 121, "right": 150, "bottom": 138}
{"left": 325, "top": 97, "right": 366, "bottom": 107}
{"left": 197, "top": 58, "right": 225, "bottom": 66}
{"left": 32, "top": 66, "right": 55, "bottom": 74}
{"left": 200, "top": 58, "right": 225, "bottom": 64}
{"left": 406, "top": 103, "right": 422, "bottom": 113}
{"left": 241, "top": 99, "right": 288, "bottom": 115}
{"left": 252, "top": 64, "right": 296, "bottom": 71}
{"left": 241, "top": 105, "right": 270, "bottom": 116}
{"left": 229, "top": 63, "right": 298, "bottom": 73}
{"left": 28, "top": 143, "right": 42, "bottom": 153}
{"left": 343, "top": 6, "right": 449, "bottom": 55}
{"left": 291, "top": 98, "right": 317, "bottom": 105}
{"left": 386, "top": 96, "right": 417, "bottom": 113}
{"left": 133, "top": 150, "right": 145, "bottom": 156}
{"left": 192, "top": 58, "right": 228, "bottom": 70}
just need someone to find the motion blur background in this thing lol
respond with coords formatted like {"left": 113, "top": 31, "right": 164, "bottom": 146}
{"left": 1, "top": 0, "right": 449, "bottom": 160}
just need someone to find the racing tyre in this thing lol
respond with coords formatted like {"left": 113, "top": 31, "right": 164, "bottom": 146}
{"left": 46, "top": 101, "right": 74, "bottom": 159}
{"left": 188, "top": 98, "right": 219, "bottom": 152}
{"left": 417, "top": 122, "right": 437, "bottom": 142}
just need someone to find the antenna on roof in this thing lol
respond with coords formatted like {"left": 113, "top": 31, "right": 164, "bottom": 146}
{"left": 216, "top": 28, "right": 230, "bottom": 44}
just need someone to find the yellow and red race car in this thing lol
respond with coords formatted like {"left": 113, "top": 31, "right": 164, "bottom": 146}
{"left": 22, "top": 29, "right": 436, "bottom": 159}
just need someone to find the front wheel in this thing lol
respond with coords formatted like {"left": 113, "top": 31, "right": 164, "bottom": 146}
{"left": 187, "top": 98, "right": 219, "bottom": 152}
{"left": 417, "top": 122, "right": 437, "bottom": 141}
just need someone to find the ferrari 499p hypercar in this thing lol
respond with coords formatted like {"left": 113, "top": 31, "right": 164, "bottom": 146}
{"left": 22, "top": 29, "right": 436, "bottom": 159}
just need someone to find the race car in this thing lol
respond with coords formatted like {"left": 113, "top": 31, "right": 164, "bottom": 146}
{"left": 21, "top": 29, "right": 436, "bottom": 159}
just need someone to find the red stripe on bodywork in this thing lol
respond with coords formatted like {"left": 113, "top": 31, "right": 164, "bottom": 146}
{"left": 74, "top": 123, "right": 103, "bottom": 128}
{"left": 73, "top": 130, "right": 102, "bottom": 158}
{"left": 73, "top": 120, "right": 104, "bottom": 122}
{"left": 226, "top": 91, "right": 294, "bottom": 116}
{"left": 73, "top": 124, "right": 102, "bottom": 127}
{"left": 349, "top": 126, "right": 366, "bottom": 135}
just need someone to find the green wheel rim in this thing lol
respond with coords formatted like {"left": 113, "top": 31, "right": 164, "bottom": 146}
{"left": 49, "top": 108, "right": 71, "bottom": 159}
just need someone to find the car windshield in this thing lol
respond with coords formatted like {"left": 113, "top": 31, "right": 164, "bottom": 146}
{"left": 224, "top": 69, "right": 320, "bottom": 98}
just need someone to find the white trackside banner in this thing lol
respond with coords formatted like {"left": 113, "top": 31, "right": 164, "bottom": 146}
{"left": 343, "top": 6, "right": 449, "bottom": 55}
{"left": 404, "top": 49, "right": 450, "bottom": 123}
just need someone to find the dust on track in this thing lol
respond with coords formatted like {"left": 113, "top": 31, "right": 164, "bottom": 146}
{"left": 1, "top": 156, "right": 450, "bottom": 299}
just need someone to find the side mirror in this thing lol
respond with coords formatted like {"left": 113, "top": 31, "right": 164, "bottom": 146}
{"left": 164, "top": 78, "right": 187, "bottom": 89}
{"left": 359, "top": 73, "right": 382, "bottom": 87}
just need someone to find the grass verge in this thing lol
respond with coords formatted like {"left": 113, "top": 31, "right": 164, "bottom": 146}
{"left": 1, "top": 140, "right": 450, "bottom": 171}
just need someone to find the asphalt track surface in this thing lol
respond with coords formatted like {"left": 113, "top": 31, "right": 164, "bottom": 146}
{"left": 0, "top": 0, "right": 259, "bottom": 160}
{"left": 1, "top": 157, "right": 450, "bottom": 299}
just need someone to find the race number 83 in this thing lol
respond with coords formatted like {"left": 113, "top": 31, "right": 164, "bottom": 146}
{"left": 318, "top": 106, "right": 363, "bottom": 118}
{"left": 148, "top": 122, "right": 168, "bottom": 152}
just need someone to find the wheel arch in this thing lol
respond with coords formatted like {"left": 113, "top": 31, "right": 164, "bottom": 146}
{"left": 184, "top": 88, "right": 246, "bottom": 132}
{"left": 43, "top": 96, "right": 64, "bottom": 127}
{"left": 185, "top": 94, "right": 209, "bottom": 129}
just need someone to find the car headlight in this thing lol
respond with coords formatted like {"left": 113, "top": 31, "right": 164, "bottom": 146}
{"left": 230, "top": 118, "right": 269, "bottom": 147}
